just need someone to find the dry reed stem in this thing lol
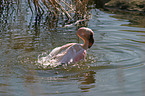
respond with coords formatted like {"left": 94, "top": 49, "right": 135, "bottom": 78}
{"left": 28, "top": 0, "right": 34, "bottom": 14}
{"left": 48, "top": 0, "right": 61, "bottom": 13}
{"left": 31, "top": 0, "right": 90, "bottom": 20}
{"left": 61, "top": 0, "right": 75, "bottom": 13}
{"left": 46, "top": 0, "right": 57, "bottom": 17}
{"left": 75, "top": 0, "right": 88, "bottom": 18}
{"left": 54, "top": 0, "right": 72, "bottom": 19}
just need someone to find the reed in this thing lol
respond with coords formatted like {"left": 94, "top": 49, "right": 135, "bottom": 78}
{"left": 0, "top": 0, "right": 93, "bottom": 28}
{"left": 31, "top": 0, "right": 92, "bottom": 20}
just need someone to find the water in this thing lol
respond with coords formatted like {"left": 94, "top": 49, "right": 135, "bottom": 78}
{"left": 1, "top": 2, "right": 145, "bottom": 96}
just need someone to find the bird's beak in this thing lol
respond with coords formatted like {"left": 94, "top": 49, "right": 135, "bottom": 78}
{"left": 88, "top": 34, "right": 94, "bottom": 48}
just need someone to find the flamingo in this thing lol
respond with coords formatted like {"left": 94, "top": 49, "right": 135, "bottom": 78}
{"left": 40, "top": 27, "right": 94, "bottom": 67}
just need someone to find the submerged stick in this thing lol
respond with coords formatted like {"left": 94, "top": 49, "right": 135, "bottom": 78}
{"left": 64, "top": 19, "right": 88, "bottom": 27}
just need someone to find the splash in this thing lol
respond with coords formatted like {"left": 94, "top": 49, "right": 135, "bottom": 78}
{"left": 37, "top": 51, "right": 96, "bottom": 69}
{"left": 37, "top": 52, "right": 61, "bottom": 68}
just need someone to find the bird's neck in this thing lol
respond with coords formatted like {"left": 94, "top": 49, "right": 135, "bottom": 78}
{"left": 77, "top": 31, "right": 89, "bottom": 50}
{"left": 82, "top": 39, "right": 89, "bottom": 50}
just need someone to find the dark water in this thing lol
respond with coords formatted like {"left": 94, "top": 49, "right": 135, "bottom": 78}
{"left": 1, "top": 1, "right": 145, "bottom": 96}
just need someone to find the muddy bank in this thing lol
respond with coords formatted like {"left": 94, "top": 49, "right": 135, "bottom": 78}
{"left": 105, "top": 0, "right": 145, "bottom": 14}
{"left": 96, "top": 0, "right": 145, "bottom": 27}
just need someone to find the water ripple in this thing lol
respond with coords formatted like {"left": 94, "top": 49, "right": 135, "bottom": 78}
{"left": 93, "top": 30, "right": 145, "bottom": 69}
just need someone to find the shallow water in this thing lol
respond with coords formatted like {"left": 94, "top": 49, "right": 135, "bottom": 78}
{"left": 1, "top": 2, "right": 145, "bottom": 96}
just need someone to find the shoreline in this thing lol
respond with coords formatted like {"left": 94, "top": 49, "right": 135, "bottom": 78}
{"left": 96, "top": 0, "right": 145, "bottom": 27}
{"left": 104, "top": 0, "right": 145, "bottom": 15}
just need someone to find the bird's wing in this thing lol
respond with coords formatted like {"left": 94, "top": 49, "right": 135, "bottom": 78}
{"left": 49, "top": 43, "right": 76, "bottom": 57}
{"left": 73, "top": 49, "right": 86, "bottom": 62}
{"left": 60, "top": 44, "right": 86, "bottom": 64}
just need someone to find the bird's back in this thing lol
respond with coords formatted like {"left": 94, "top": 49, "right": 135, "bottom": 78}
{"left": 48, "top": 43, "right": 86, "bottom": 66}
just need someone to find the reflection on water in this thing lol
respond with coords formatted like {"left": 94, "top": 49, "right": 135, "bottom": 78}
{"left": 79, "top": 71, "right": 96, "bottom": 92}
{"left": 1, "top": 1, "right": 145, "bottom": 96}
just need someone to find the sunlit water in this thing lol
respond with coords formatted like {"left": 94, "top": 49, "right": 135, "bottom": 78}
{"left": 1, "top": 2, "right": 145, "bottom": 96}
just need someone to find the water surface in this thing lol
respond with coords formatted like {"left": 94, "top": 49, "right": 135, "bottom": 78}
{"left": 1, "top": 3, "right": 145, "bottom": 96}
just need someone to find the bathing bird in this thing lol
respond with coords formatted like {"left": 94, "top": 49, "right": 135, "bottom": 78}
{"left": 48, "top": 27, "right": 94, "bottom": 66}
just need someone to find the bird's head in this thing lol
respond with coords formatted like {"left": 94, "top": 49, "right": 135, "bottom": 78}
{"left": 77, "top": 27, "right": 94, "bottom": 49}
